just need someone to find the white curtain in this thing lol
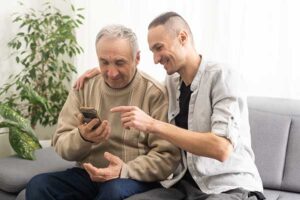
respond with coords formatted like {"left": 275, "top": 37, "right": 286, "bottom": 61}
{"left": 74, "top": 0, "right": 300, "bottom": 100}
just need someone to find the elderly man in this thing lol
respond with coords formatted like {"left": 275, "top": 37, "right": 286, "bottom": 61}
{"left": 25, "top": 24, "right": 181, "bottom": 200}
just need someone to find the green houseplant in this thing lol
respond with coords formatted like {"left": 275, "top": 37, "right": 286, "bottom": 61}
{"left": 0, "top": 1, "right": 84, "bottom": 160}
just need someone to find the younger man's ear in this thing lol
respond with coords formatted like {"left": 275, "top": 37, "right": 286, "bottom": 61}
{"left": 178, "top": 30, "right": 188, "bottom": 45}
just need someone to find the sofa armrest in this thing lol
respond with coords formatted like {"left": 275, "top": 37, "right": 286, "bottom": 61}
{"left": 0, "top": 147, "right": 75, "bottom": 193}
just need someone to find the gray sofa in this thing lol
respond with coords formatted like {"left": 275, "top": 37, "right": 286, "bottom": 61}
{"left": 0, "top": 147, "right": 75, "bottom": 200}
{"left": 248, "top": 96, "right": 300, "bottom": 199}
{"left": 0, "top": 96, "right": 300, "bottom": 200}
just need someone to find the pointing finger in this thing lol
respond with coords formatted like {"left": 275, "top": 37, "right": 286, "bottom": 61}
{"left": 111, "top": 106, "right": 133, "bottom": 113}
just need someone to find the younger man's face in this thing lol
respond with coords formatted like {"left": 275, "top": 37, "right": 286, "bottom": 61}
{"left": 147, "top": 25, "right": 184, "bottom": 75}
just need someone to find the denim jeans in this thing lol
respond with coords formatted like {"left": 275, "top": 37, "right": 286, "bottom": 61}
{"left": 26, "top": 167, "right": 160, "bottom": 200}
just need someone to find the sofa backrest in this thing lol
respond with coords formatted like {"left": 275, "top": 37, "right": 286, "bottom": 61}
{"left": 248, "top": 96, "right": 300, "bottom": 193}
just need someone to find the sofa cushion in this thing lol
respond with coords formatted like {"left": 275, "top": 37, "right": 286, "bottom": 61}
{"left": 264, "top": 189, "right": 300, "bottom": 200}
{"left": 249, "top": 109, "right": 291, "bottom": 189}
{"left": 282, "top": 117, "right": 300, "bottom": 192}
{"left": 0, "top": 190, "right": 16, "bottom": 200}
{"left": 0, "top": 147, "right": 75, "bottom": 193}
{"left": 263, "top": 189, "right": 279, "bottom": 200}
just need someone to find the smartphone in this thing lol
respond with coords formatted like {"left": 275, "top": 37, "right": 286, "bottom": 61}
{"left": 79, "top": 107, "right": 102, "bottom": 128}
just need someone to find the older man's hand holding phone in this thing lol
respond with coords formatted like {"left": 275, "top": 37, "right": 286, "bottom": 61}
{"left": 78, "top": 107, "right": 111, "bottom": 143}
{"left": 79, "top": 107, "right": 122, "bottom": 182}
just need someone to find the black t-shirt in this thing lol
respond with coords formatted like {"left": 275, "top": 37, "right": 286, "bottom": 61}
{"left": 174, "top": 82, "right": 199, "bottom": 187}
{"left": 175, "top": 82, "right": 192, "bottom": 129}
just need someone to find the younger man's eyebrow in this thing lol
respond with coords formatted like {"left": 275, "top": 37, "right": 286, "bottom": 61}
{"left": 150, "top": 43, "right": 162, "bottom": 51}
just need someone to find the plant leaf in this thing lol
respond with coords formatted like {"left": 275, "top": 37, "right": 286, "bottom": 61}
{"left": 17, "top": 81, "right": 50, "bottom": 112}
{"left": 0, "top": 119, "right": 26, "bottom": 131}
{"left": 9, "top": 127, "right": 41, "bottom": 160}
{"left": 0, "top": 104, "right": 37, "bottom": 141}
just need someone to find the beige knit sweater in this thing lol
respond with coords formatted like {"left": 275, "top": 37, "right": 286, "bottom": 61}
{"left": 52, "top": 70, "right": 181, "bottom": 182}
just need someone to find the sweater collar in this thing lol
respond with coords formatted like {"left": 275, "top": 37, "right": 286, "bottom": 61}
{"left": 100, "top": 70, "right": 141, "bottom": 96}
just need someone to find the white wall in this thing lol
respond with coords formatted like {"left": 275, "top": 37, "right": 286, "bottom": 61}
{"left": 73, "top": 0, "right": 300, "bottom": 100}
{"left": 0, "top": 1, "right": 22, "bottom": 87}
{"left": 74, "top": 0, "right": 215, "bottom": 82}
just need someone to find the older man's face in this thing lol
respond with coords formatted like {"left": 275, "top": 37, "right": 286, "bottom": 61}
{"left": 96, "top": 37, "right": 139, "bottom": 89}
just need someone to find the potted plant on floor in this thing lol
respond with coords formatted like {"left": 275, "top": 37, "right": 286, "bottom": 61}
{"left": 0, "top": 1, "right": 84, "bottom": 160}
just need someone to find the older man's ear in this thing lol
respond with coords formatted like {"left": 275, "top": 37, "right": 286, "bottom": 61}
{"left": 135, "top": 51, "right": 141, "bottom": 65}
